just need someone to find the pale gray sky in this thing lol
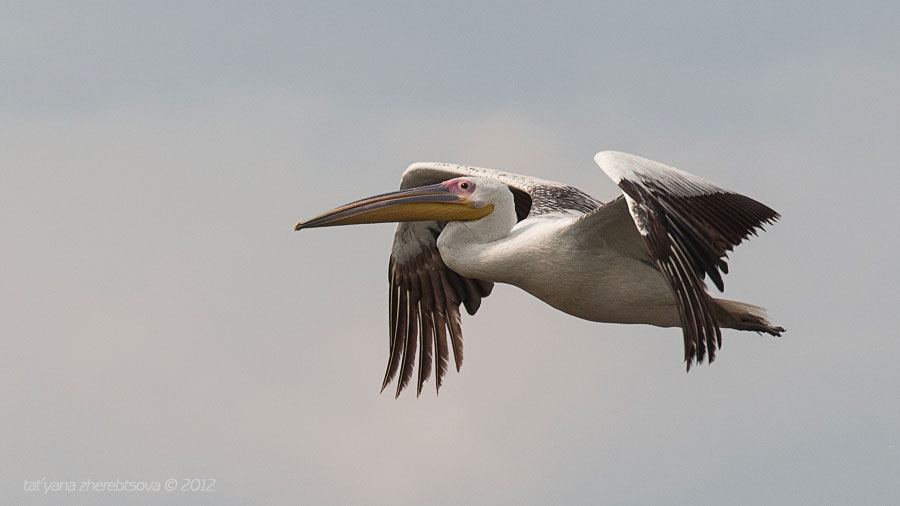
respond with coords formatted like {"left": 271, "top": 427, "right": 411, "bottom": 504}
{"left": 2, "top": 2, "right": 899, "bottom": 505}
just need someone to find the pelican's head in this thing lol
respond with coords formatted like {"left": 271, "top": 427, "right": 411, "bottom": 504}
{"left": 294, "top": 177, "right": 502, "bottom": 231}
{"left": 436, "top": 177, "right": 517, "bottom": 244}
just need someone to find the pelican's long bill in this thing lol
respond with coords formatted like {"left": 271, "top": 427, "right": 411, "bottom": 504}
{"left": 294, "top": 183, "right": 494, "bottom": 230}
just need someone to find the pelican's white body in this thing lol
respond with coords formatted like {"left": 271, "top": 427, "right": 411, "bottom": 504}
{"left": 439, "top": 213, "right": 680, "bottom": 327}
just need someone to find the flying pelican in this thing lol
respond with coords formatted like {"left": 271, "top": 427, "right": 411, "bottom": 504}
{"left": 295, "top": 151, "right": 784, "bottom": 397}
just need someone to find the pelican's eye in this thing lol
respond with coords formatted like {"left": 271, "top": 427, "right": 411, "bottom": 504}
{"left": 445, "top": 178, "right": 476, "bottom": 195}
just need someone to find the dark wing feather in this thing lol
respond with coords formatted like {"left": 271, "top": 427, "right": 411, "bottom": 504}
{"left": 382, "top": 163, "right": 599, "bottom": 396}
{"left": 594, "top": 151, "right": 780, "bottom": 369}
{"left": 386, "top": 231, "right": 490, "bottom": 396}
{"left": 415, "top": 257, "right": 435, "bottom": 397}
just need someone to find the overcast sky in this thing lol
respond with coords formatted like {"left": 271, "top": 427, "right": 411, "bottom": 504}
{"left": 3, "top": 2, "right": 899, "bottom": 505}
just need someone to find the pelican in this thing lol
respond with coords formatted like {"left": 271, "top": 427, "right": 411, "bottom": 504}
{"left": 295, "top": 151, "right": 784, "bottom": 396}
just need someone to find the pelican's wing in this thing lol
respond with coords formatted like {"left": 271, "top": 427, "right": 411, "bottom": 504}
{"left": 592, "top": 151, "right": 780, "bottom": 368}
{"left": 385, "top": 163, "right": 601, "bottom": 397}
{"left": 386, "top": 222, "right": 493, "bottom": 397}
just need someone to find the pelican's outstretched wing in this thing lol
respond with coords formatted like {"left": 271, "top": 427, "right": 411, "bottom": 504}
{"left": 385, "top": 163, "right": 600, "bottom": 396}
{"left": 592, "top": 151, "right": 780, "bottom": 369}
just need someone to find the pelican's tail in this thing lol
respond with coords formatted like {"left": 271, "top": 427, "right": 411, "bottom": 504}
{"left": 713, "top": 298, "right": 785, "bottom": 336}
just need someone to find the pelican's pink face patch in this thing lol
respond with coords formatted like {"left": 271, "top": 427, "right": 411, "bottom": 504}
{"left": 443, "top": 178, "right": 476, "bottom": 196}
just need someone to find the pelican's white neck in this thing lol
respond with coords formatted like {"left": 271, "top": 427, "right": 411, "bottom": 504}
{"left": 436, "top": 180, "right": 518, "bottom": 280}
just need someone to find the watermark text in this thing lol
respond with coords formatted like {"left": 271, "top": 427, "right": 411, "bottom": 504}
{"left": 23, "top": 477, "right": 215, "bottom": 494}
